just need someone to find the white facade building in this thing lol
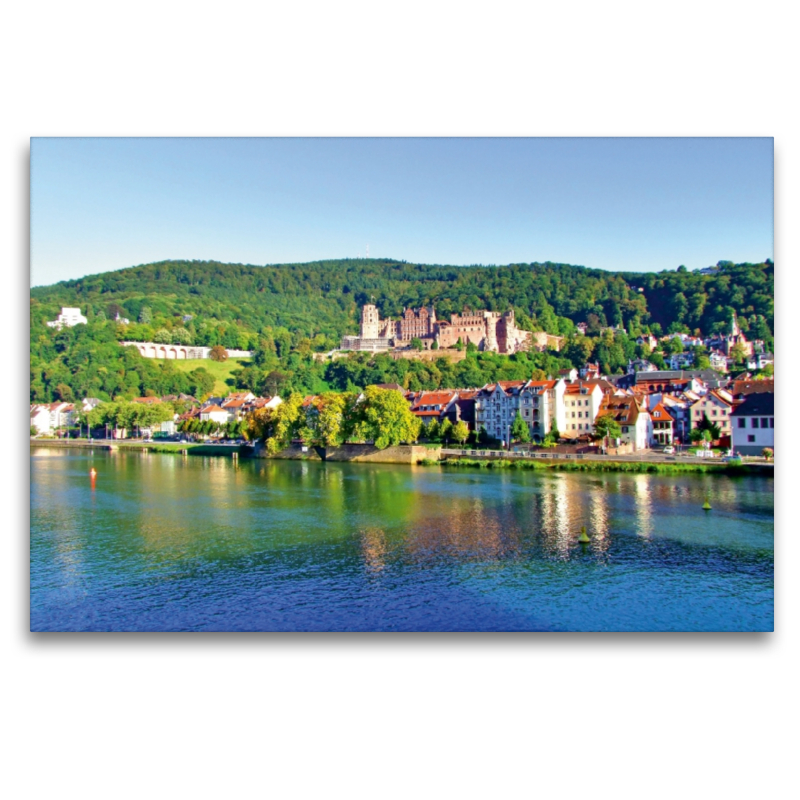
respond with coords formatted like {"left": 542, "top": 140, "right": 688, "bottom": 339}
{"left": 668, "top": 352, "right": 695, "bottom": 370}
{"left": 29, "top": 402, "right": 77, "bottom": 434}
{"left": 746, "top": 352, "right": 774, "bottom": 371}
{"left": 199, "top": 405, "right": 230, "bottom": 424}
{"left": 475, "top": 379, "right": 565, "bottom": 442}
{"left": 560, "top": 382, "right": 605, "bottom": 435}
{"left": 47, "top": 307, "right": 87, "bottom": 329}
{"left": 731, "top": 393, "right": 774, "bottom": 455}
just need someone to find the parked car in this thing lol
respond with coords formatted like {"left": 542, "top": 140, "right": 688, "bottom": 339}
{"left": 663, "top": 446, "right": 675, "bottom": 455}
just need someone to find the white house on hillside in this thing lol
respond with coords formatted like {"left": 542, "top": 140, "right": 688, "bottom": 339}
{"left": 47, "top": 307, "right": 87, "bottom": 329}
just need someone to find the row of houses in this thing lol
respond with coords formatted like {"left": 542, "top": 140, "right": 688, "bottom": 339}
{"left": 628, "top": 316, "right": 773, "bottom": 374}
{"left": 31, "top": 370, "right": 775, "bottom": 455}
{"left": 182, "top": 392, "right": 282, "bottom": 425}
{"left": 30, "top": 398, "right": 102, "bottom": 435}
{"left": 393, "top": 369, "right": 775, "bottom": 455}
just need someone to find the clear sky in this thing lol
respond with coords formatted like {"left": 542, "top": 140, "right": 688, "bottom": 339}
{"left": 30, "top": 137, "right": 773, "bottom": 287}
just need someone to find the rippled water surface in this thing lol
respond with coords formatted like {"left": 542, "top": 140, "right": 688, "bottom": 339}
{"left": 30, "top": 450, "right": 774, "bottom": 631}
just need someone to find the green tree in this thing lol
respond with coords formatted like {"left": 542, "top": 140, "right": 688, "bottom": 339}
{"left": 729, "top": 342, "right": 747, "bottom": 365}
{"left": 439, "top": 419, "right": 453, "bottom": 443}
{"left": 138, "top": 306, "right": 152, "bottom": 324}
{"left": 153, "top": 328, "right": 172, "bottom": 344}
{"left": 245, "top": 407, "right": 276, "bottom": 442}
{"left": 266, "top": 393, "right": 305, "bottom": 454}
{"left": 171, "top": 327, "right": 192, "bottom": 345}
{"left": 695, "top": 414, "right": 722, "bottom": 440}
{"left": 690, "top": 428, "right": 712, "bottom": 445}
{"left": 510, "top": 411, "right": 531, "bottom": 443}
{"left": 593, "top": 413, "right": 621, "bottom": 442}
{"left": 55, "top": 383, "right": 74, "bottom": 402}
{"left": 310, "top": 392, "right": 348, "bottom": 447}
{"left": 357, "top": 386, "right": 422, "bottom": 449}
{"left": 410, "top": 337, "right": 424, "bottom": 351}
{"left": 426, "top": 418, "right": 441, "bottom": 442}
{"left": 452, "top": 420, "right": 469, "bottom": 445}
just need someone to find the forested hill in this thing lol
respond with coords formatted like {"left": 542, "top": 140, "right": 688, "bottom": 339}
{"left": 29, "top": 258, "right": 774, "bottom": 404}
{"left": 31, "top": 257, "right": 774, "bottom": 348}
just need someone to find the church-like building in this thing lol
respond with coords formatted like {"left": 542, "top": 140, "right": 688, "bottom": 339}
{"left": 341, "top": 304, "right": 562, "bottom": 354}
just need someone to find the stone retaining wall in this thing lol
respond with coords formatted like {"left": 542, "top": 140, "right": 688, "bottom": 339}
{"left": 260, "top": 443, "right": 438, "bottom": 464}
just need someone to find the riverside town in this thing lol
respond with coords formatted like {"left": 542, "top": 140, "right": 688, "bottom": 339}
{"left": 29, "top": 137, "right": 774, "bottom": 634}
{"left": 30, "top": 254, "right": 775, "bottom": 632}
{"left": 31, "top": 263, "right": 774, "bottom": 469}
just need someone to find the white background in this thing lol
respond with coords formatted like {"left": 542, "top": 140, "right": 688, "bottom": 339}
{"left": 3, "top": 2, "right": 796, "bottom": 798}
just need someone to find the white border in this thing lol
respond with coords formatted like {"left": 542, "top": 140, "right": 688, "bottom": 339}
{"left": 5, "top": 3, "right": 795, "bottom": 798}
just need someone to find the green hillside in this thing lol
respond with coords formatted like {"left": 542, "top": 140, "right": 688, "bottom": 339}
{"left": 29, "top": 257, "right": 774, "bottom": 404}
{"left": 171, "top": 358, "right": 252, "bottom": 396}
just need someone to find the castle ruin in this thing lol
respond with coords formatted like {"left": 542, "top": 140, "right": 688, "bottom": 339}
{"left": 341, "top": 304, "right": 561, "bottom": 354}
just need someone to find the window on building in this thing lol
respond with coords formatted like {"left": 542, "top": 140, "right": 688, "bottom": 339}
{"left": 748, "top": 435, "right": 756, "bottom": 443}
{"left": 737, "top": 418, "right": 746, "bottom": 428}
{"left": 751, "top": 418, "right": 758, "bottom": 428}
{"left": 761, "top": 418, "right": 769, "bottom": 428}
{"left": 770, "top": 418, "right": 774, "bottom": 428}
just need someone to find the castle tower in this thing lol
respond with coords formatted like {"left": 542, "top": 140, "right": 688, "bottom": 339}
{"left": 497, "top": 310, "right": 516, "bottom": 353}
{"left": 484, "top": 312, "right": 499, "bottom": 352}
{"left": 361, "top": 304, "right": 381, "bottom": 339}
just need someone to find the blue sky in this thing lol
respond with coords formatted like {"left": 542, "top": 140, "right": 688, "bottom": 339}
{"left": 30, "top": 137, "right": 773, "bottom": 287}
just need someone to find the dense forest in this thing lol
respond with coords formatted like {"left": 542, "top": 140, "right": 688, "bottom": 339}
{"left": 30, "top": 257, "right": 774, "bottom": 403}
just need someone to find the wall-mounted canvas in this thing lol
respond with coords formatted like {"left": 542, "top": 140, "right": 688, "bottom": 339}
{"left": 30, "top": 137, "right": 774, "bottom": 632}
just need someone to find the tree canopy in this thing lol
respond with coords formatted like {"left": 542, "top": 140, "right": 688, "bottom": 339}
{"left": 30, "top": 257, "right": 773, "bottom": 403}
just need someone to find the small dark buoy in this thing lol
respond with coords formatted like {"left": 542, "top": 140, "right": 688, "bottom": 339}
{"left": 578, "top": 525, "right": 591, "bottom": 543}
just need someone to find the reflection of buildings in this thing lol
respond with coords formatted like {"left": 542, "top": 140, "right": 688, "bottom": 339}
{"left": 361, "top": 527, "right": 387, "bottom": 573}
{"left": 589, "top": 488, "right": 609, "bottom": 545}
{"left": 632, "top": 475, "right": 653, "bottom": 538}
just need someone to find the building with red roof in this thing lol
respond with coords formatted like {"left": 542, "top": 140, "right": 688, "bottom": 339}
{"left": 597, "top": 395, "right": 652, "bottom": 451}
{"left": 649, "top": 402, "right": 674, "bottom": 446}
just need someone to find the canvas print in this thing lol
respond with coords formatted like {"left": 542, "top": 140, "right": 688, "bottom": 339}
{"left": 29, "top": 137, "right": 774, "bottom": 631}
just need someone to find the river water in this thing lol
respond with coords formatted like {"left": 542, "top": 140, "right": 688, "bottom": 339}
{"left": 30, "top": 449, "right": 774, "bottom": 631}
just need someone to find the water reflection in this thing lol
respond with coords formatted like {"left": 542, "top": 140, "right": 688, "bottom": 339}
{"left": 361, "top": 527, "right": 387, "bottom": 573}
{"left": 589, "top": 488, "right": 609, "bottom": 553}
{"left": 30, "top": 451, "right": 775, "bottom": 631}
{"left": 633, "top": 475, "right": 654, "bottom": 539}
